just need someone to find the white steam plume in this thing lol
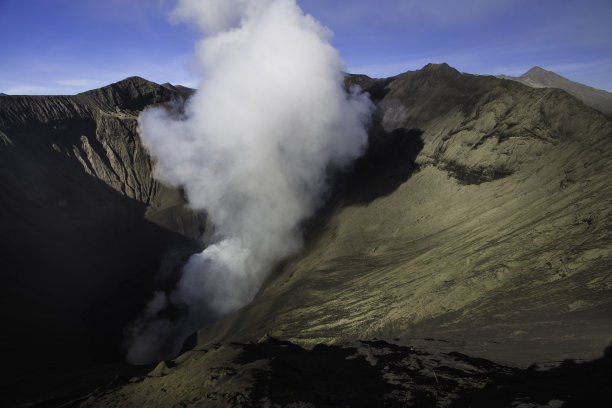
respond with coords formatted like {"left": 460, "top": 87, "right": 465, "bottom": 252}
{"left": 125, "top": 0, "right": 373, "bottom": 364}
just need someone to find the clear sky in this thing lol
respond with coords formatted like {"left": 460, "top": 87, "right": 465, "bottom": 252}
{"left": 1, "top": 0, "right": 611, "bottom": 95}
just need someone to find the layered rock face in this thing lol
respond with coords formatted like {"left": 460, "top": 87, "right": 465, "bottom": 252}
{"left": 0, "top": 78, "right": 205, "bottom": 405}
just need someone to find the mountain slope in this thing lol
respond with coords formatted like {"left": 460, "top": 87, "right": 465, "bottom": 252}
{"left": 0, "top": 78, "right": 206, "bottom": 406}
{"left": 81, "top": 64, "right": 612, "bottom": 407}
{"left": 499, "top": 66, "right": 612, "bottom": 117}
{"left": 190, "top": 63, "right": 612, "bottom": 361}
{"left": 5, "top": 65, "right": 612, "bottom": 407}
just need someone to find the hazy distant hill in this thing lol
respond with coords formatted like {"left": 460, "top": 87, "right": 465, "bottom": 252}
{"left": 499, "top": 66, "right": 612, "bottom": 117}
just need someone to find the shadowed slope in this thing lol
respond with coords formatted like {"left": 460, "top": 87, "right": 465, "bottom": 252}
{"left": 0, "top": 78, "right": 205, "bottom": 407}
{"left": 79, "top": 338, "right": 612, "bottom": 407}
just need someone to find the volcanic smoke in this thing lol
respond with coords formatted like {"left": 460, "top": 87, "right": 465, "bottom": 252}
{"left": 125, "top": 0, "right": 373, "bottom": 364}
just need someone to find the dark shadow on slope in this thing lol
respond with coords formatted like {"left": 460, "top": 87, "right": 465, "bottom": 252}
{"left": 230, "top": 338, "right": 612, "bottom": 408}
{"left": 268, "top": 124, "right": 425, "bottom": 291}
{"left": 0, "top": 128, "right": 204, "bottom": 406}
{"left": 268, "top": 125, "right": 424, "bottom": 292}
{"left": 345, "top": 74, "right": 393, "bottom": 103}
{"left": 450, "top": 343, "right": 612, "bottom": 408}
{"left": 440, "top": 160, "right": 515, "bottom": 185}
{"left": 234, "top": 338, "right": 404, "bottom": 408}
{"left": 337, "top": 125, "right": 424, "bottom": 206}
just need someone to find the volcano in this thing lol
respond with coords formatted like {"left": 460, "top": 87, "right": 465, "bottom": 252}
{"left": 1, "top": 64, "right": 611, "bottom": 407}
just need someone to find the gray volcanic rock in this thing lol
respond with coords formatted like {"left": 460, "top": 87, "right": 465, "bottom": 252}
{"left": 0, "top": 78, "right": 207, "bottom": 406}
{"left": 499, "top": 66, "right": 612, "bottom": 117}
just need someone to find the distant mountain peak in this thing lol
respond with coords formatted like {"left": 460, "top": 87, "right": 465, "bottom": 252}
{"left": 422, "top": 62, "right": 455, "bottom": 73}
{"left": 115, "top": 76, "right": 156, "bottom": 88}
{"left": 77, "top": 76, "right": 186, "bottom": 112}
{"left": 78, "top": 76, "right": 159, "bottom": 96}
{"left": 500, "top": 66, "right": 612, "bottom": 117}
{"left": 524, "top": 66, "right": 547, "bottom": 74}
{"left": 520, "top": 66, "right": 565, "bottom": 82}
{"left": 411, "top": 63, "right": 460, "bottom": 80}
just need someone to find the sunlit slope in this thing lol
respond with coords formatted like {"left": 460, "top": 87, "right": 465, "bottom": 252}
{"left": 196, "top": 64, "right": 612, "bottom": 363}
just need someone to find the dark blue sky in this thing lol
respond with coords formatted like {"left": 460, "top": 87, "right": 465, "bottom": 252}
{"left": 1, "top": 0, "right": 611, "bottom": 94}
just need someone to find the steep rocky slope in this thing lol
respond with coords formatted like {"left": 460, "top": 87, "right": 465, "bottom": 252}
{"left": 0, "top": 78, "right": 205, "bottom": 406}
{"left": 499, "top": 66, "right": 612, "bottom": 117}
